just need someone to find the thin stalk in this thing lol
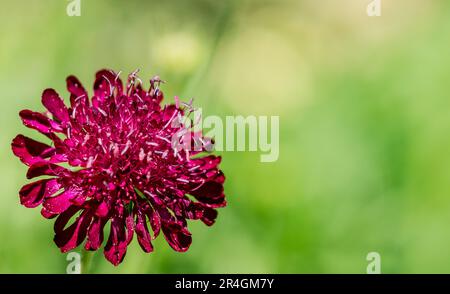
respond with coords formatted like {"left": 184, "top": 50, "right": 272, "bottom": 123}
{"left": 81, "top": 250, "right": 94, "bottom": 274}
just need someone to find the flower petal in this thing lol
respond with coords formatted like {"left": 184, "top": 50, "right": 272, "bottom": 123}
{"left": 85, "top": 216, "right": 107, "bottom": 251}
{"left": 54, "top": 208, "right": 92, "bottom": 253}
{"left": 189, "top": 181, "right": 225, "bottom": 208}
{"left": 19, "top": 110, "right": 62, "bottom": 134}
{"left": 135, "top": 210, "right": 153, "bottom": 253}
{"left": 95, "top": 201, "right": 109, "bottom": 218}
{"left": 19, "top": 178, "right": 61, "bottom": 208}
{"left": 41, "top": 207, "right": 58, "bottom": 219}
{"left": 125, "top": 212, "right": 134, "bottom": 245}
{"left": 182, "top": 200, "right": 218, "bottom": 226}
{"left": 26, "top": 162, "right": 68, "bottom": 179}
{"left": 42, "top": 89, "right": 69, "bottom": 123}
{"left": 43, "top": 189, "right": 78, "bottom": 214}
{"left": 66, "top": 75, "right": 88, "bottom": 105}
{"left": 93, "top": 69, "right": 122, "bottom": 107}
{"left": 98, "top": 69, "right": 123, "bottom": 95}
{"left": 140, "top": 198, "right": 160, "bottom": 239}
{"left": 191, "top": 155, "right": 222, "bottom": 171}
{"left": 104, "top": 217, "right": 128, "bottom": 266}
{"left": 161, "top": 220, "right": 192, "bottom": 252}
{"left": 12, "top": 135, "right": 56, "bottom": 166}
{"left": 200, "top": 207, "right": 218, "bottom": 226}
{"left": 54, "top": 206, "right": 81, "bottom": 233}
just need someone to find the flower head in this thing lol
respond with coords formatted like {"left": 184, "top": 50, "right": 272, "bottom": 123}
{"left": 12, "top": 69, "right": 226, "bottom": 266}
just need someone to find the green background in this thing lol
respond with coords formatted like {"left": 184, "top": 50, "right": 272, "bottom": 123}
{"left": 1, "top": 0, "right": 450, "bottom": 273}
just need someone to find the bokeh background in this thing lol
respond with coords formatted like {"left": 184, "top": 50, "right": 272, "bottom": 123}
{"left": 1, "top": 0, "right": 450, "bottom": 273}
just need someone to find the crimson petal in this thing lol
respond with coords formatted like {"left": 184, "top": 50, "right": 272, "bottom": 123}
{"left": 161, "top": 220, "right": 192, "bottom": 252}
{"left": 135, "top": 210, "right": 153, "bottom": 253}
{"left": 98, "top": 69, "right": 123, "bottom": 95}
{"left": 125, "top": 212, "right": 134, "bottom": 245}
{"left": 42, "top": 89, "right": 69, "bottom": 123}
{"left": 19, "top": 179, "right": 61, "bottom": 208}
{"left": 26, "top": 162, "right": 68, "bottom": 179}
{"left": 54, "top": 209, "right": 92, "bottom": 253}
{"left": 93, "top": 69, "right": 122, "bottom": 107}
{"left": 85, "top": 216, "right": 107, "bottom": 250}
{"left": 19, "top": 110, "right": 62, "bottom": 134}
{"left": 43, "top": 189, "right": 78, "bottom": 214}
{"left": 11, "top": 135, "right": 56, "bottom": 166}
{"left": 104, "top": 217, "right": 128, "bottom": 266}
{"left": 201, "top": 207, "right": 218, "bottom": 226}
{"left": 189, "top": 181, "right": 225, "bottom": 208}
{"left": 66, "top": 75, "right": 88, "bottom": 104}
{"left": 141, "top": 199, "right": 161, "bottom": 239}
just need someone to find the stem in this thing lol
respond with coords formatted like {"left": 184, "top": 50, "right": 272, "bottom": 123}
{"left": 81, "top": 250, "right": 94, "bottom": 274}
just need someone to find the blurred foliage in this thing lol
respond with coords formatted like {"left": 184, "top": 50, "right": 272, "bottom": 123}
{"left": 1, "top": 0, "right": 450, "bottom": 273}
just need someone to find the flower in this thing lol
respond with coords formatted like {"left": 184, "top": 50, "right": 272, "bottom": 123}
{"left": 11, "top": 69, "right": 226, "bottom": 266}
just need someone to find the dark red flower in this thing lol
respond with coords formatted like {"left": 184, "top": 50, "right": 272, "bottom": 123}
{"left": 12, "top": 69, "right": 226, "bottom": 266}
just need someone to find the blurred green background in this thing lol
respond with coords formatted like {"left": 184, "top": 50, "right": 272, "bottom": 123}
{"left": 1, "top": 0, "right": 450, "bottom": 273}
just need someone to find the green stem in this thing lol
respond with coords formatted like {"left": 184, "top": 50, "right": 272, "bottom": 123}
{"left": 81, "top": 250, "right": 94, "bottom": 274}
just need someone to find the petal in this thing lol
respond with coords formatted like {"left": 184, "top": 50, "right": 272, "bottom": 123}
{"left": 125, "top": 212, "right": 134, "bottom": 245}
{"left": 41, "top": 207, "right": 58, "bottom": 219}
{"left": 66, "top": 75, "right": 88, "bottom": 105}
{"left": 19, "top": 178, "right": 61, "bottom": 208}
{"left": 54, "top": 209, "right": 92, "bottom": 253}
{"left": 163, "top": 104, "right": 177, "bottom": 122}
{"left": 161, "top": 221, "right": 192, "bottom": 252}
{"left": 93, "top": 69, "right": 122, "bottom": 107}
{"left": 140, "top": 198, "right": 160, "bottom": 239}
{"left": 54, "top": 206, "right": 81, "bottom": 233}
{"left": 135, "top": 211, "right": 153, "bottom": 253}
{"left": 98, "top": 69, "right": 123, "bottom": 95}
{"left": 67, "top": 75, "right": 90, "bottom": 124}
{"left": 43, "top": 189, "right": 78, "bottom": 214}
{"left": 26, "top": 162, "right": 68, "bottom": 179}
{"left": 189, "top": 181, "right": 226, "bottom": 208}
{"left": 191, "top": 155, "right": 222, "bottom": 171}
{"left": 183, "top": 200, "right": 218, "bottom": 226}
{"left": 148, "top": 207, "right": 161, "bottom": 239}
{"left": 11, "top": 135, "right": 56, "bottom": 166}
{"left": 104, "top": 217, "right": 128, "bottom": 266}
{"left": 85, "top": 216, "right": 107, "bottom": 251}
{"left": 19, "top": 110, "right": 62, "bottom": 134}
{"left": 201, "top": 207, "right": 218, "bottom": 226}
{"left": 42, "top": 89, "right": 69, "bottom": 123}
{"left": 95, "top": 201, "right": 109, "bottom": 217}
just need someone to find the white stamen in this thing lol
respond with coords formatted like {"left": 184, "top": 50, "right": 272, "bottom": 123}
{"left": 86, "top": 156, "right": 94, "bottom": 168}
{"left": 162, "top": 110, "right": 178, "bottom": 130}
{"left": 156, "top": 135, "right": 171, "bottom": 144}
{"left": 83, "top": 134, "right": 90, "bottom": 144}
{"left": 188, "top": 165, "right": 200, "bottom": 172}
{"left": 121, "top": 140, "right": 131, "bottom": 156}
{"left": 75, "top": 94, "right": 86, "bottom": 102}
{"left": 97, "top": 107, "right": 107, "bottom": 117}
{"left": 71, "top": 105, "right": 77, "bottom": 119}
{"left": 139, "top": 148, "right": 146, "bottom": 161}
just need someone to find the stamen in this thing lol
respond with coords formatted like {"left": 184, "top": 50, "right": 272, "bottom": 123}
{"left": 97, "top": 107, "right": 107, "bottom": 117}
{"left": 121, "top": 140, "right": 131, "bottom": 156}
